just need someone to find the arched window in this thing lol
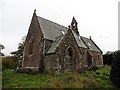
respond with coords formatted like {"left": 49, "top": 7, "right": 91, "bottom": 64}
{"left": 28, "top": 35, "right": 34, "bottom": 55}
{"left": 87, "top": 51, "right": 92, "bottom": 67}
{"left": 66, "top": 47, "right": 73, "bottom": 71}
{"left": 93, "top": 58, "right": 96, "bottom": 66}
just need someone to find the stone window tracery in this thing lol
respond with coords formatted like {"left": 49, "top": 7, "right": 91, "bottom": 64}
{"left": 28, "top": 35, "right": 34, "bottom": 55}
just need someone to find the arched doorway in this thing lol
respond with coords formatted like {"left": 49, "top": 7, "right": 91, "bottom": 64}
{"left": 65, "top": 47, "right": 73, "bottom": 72}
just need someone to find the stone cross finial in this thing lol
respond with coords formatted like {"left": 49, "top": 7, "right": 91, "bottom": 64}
{"left": 34, "top": 9, "right": 36, "bottom": 13}
{"left": 89, "top": 36, "right": 91, "bottom": 39}
{"left": 68, "top": 25, "right": 71, "bottom": 29}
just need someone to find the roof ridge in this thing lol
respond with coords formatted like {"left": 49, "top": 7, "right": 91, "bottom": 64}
{"left": 37, "top": 16, "right": 68, "bottom": 29}
{"left": 81, "top": 36, "right": 101, "bottom": 52}
{"left": 71, "top": 30, "right": 87, "bottom": 48}
{"left": 80, "top": 36, "right": 89, "bottom": 39}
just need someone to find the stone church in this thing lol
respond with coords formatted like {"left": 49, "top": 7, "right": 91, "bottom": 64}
{"left": 22, "top": 10, "right": 103, "bottom": 73}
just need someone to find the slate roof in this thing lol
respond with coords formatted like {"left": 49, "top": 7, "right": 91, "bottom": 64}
{"left": 37, "top": 16, "right": 68, "bottom": 41}
{"left": 81, "top": 36, "right": 101, "bottom": 52}
{"left": 47, "top": 36, "right": 64, "bottom": 54}
{"left": 37, "top": 16, "right": 101, "bottom": 53}
{"left": 71, "top": 30, "right": 87, "bottom": 48}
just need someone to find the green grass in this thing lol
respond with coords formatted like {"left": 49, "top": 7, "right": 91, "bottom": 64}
{"left": 2, "top": 70, "right": 48, "bottom": 88}
{"left": 2, "top": 65, "right": 115, "bottom": 88}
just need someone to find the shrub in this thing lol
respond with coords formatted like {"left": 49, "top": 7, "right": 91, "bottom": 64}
{"left": 103, "top": 53, "right": 114, "bottom": 65}
{"left": 89, "top": 66, "right": 99, "bottom": 71}
{"left": 2, "top": 56, "right": 21, "bottom": 71}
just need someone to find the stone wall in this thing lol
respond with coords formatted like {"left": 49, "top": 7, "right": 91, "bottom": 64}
{"left": 22, "top": 13, "right": 43, "bottom": 68}
{"left": 44, "top": 53, "right": 61, "bottom": 73}
{"left": 56, "top": 29, "right": 82, "bottom": 72}
{"left": 89, "top": 50, "right": 103, "bottom": 67}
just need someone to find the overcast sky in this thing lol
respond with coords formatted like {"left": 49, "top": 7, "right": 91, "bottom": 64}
{"left": 0, "top": 0, "right": 119, "bottom": 55}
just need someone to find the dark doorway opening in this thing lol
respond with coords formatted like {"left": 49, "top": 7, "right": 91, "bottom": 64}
{"left": 87, "top": 51, "right": 92, "bottom": 67}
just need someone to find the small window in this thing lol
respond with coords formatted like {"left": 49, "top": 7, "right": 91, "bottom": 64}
{"left": 28, "top": 35, "right": 34, "bottom": 55}
{"left": 79, "top": 36, "right": 81, "bottom": 40}
{"left": 88, "top": 43, "right": 91, "bottom": 46}
{"left": 28, "top": 40, "right": 33, "bottom": 55}
{"left": 80, "top": 48, "right": 84, "bottom": 55}
{"left": 98, "top": 55, "right": 100, "bottom": 60}
{"left": 61, "top": 30, "right": 65, "bottom": 35}
{"left": 73, "top": 23, "right": 76, "bottom": 27}
{"left": 92, "top": 58, "right": 96, "bottom": 66}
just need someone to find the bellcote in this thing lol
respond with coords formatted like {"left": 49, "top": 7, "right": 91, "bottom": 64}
{"left": 71, "top": 16, "right": 79, "bottom": 36}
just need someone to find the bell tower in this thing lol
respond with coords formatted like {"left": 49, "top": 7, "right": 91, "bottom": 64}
{"left": 71, "top": 17, "right": 79, "bottom": 36}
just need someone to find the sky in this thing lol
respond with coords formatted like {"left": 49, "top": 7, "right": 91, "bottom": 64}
{"left": 0, "top": 0, "right": 119, "bottom": 55}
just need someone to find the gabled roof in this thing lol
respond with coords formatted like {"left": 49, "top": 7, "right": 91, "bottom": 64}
{"left": 36, "top": 15, "right": 102, "bottom": 53}
{"left": 47, "top": 36, "right": 64, "bottom": 54}
{"left": 37, "top": 16, "right": 68, "bottom": 41}
{"left": 81, "top": 36, "right": 101, "bottom": 52}
{"left": 71, "top": 30, "right": 87, "bottom": 48}
{"left": 47, "top": 30, "right": 88, "bottom": 54}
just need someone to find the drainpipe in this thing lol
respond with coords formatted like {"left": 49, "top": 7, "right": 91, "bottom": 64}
{"left": 42, "top": 38, "right": 46, "bottom": 71}
{"left": 43, "top": 38, "right": 46, "bottom": 54}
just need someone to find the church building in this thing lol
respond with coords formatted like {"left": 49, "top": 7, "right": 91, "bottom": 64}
{"left": 22, "top": 10, "right": 103, "bottom": 73}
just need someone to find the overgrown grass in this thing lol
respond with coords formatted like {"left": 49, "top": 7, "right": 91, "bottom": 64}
{"left": 2, "top": 65, "right": 116, "bottom": 88}
{"left": 2, "top": 70, "right": 48, "bottom": 88}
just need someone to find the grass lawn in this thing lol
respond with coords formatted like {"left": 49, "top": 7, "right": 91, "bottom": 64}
{"left": 2, "top": 65, "right": 116, "bottom": 88}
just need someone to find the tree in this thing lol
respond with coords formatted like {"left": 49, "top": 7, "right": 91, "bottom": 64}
{"left": 11, "top": 36, "right": 26, "bottom": 62}
{"left": 0, "top": 43, "right": 5, "bottom": 56}
{"left": 103, "top": 53, "right": 114, "bottom": 65}
{"left": 110, "top": 50, "right": 120, "bottom": 88}
{"left": 2, "top": 56, "right": 18, "bottom": 70}
{"left": 11, "top": 42, "right": 24, "bottom": 61}
{"left": 0, "top": 43, "right": 5, "bottom": 51}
